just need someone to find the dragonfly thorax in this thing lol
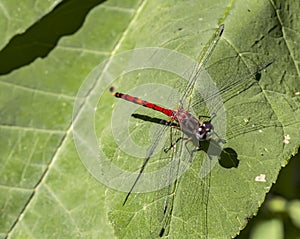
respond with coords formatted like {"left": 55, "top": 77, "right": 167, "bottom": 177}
{"left": 175, "top": 109, "right": 214, "bottom": 146}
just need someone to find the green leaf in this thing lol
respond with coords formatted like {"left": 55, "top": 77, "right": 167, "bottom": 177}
{"left": 103, "top": 0, "right": 300, "bottom": 238}
{"left": 0, "top": 0, "right": 141, "bottom": 238}
{"left": 1, "top": 0, "right": 299, "bottom": 239}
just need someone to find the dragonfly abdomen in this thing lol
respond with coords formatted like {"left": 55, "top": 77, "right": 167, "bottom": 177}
{"left": 112, "top": 91, "right": 175, "bottom": 117}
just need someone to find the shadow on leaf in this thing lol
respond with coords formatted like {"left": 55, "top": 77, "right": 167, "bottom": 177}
{"left": 0, "top": 0, "right": 106, "bottom": 75}
{"left": 132, "top": 113, "right": 240, "bottom": 169}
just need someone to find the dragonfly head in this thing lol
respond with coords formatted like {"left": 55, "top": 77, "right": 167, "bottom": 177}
{"left": 198, "top": 121, "right": 214, "bottom": 140}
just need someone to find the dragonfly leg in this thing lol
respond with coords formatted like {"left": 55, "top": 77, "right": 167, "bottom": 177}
{"left": 183, "top": 138, "right": 198, "bottom": 162}
{"left": 164, "top": 126, "right": 185, "bottom": 153}
{"left": 213, "top": 130, "right": 227, "bottom": 144}
{"left": 164, "top": 136, "right": 184, "bottom": 153}
{"left": 198, "top": 113, "right": 216, "bottom": 121}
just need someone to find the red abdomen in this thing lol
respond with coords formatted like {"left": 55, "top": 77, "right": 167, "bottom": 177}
{"left": 113, "top": 92, "right": 175, "bottom": 117}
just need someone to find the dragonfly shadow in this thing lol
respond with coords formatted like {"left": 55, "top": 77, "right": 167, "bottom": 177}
{"left": 198, "top": 140, "right": 239, "bottom": 169}
{"left": 132, "top": 113, "right": 239, "bottom": 169}
{"left": 132, "top": 113, "right": 178, "bottom": 127}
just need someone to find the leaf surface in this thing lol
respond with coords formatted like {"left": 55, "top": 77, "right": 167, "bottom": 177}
{"left": 0, "top": 0, "right": 299, "bottom": 239}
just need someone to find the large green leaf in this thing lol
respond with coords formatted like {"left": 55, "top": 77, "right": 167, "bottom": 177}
{"left": 0, "top": 0, "right": 141, "bottom": 238}
{"left": 1, "top": 0, "right": 299, "bottom": 239}
{"left": 102, "top": 1, "right": 299, "bottom": 239}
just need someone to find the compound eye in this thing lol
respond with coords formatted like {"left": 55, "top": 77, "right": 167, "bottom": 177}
{"left": 197, "top": 127, "right": 206, "bottom": 140}
{"left": 203, "top": 122, "right": 214, "bottom": 131}
{"left": 198, "top": 127, "right": 205, "bottom": 134}
{"left": 203, "top": 123, "right": 209, "bottom": 130}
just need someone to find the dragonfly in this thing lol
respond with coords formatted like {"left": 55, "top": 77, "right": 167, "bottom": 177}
{"left": 111, "top": 23, "right": 223, "bottom": 199}
{"left": 110, "top": 24, "right": 273, "bottom": 237}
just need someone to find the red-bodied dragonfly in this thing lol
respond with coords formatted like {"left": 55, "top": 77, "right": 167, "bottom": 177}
{"left": 110, "top": 24, "right": 272, "bottom": 237}
{"left": 112, "top": 24, "right": 224, "bottom": 202}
